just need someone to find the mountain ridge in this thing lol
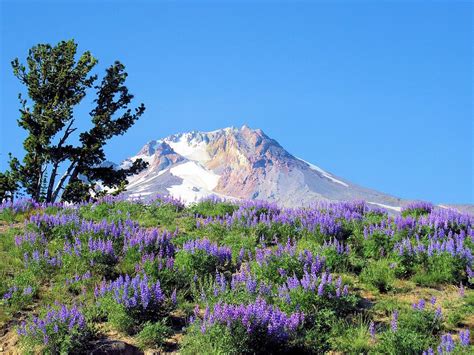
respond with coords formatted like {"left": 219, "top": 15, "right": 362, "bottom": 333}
{"left": 120, "top": 125, "right": 411, "bottom": 211}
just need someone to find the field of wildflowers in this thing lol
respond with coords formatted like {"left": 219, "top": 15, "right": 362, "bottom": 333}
{"left": 0, "top": 196, "right": 472, "bottom": 354}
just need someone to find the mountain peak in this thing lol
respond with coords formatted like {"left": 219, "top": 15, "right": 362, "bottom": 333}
{"left": 123, "top": 127, "right": 402, "bottom": 210}
{"left": 162, "top": 125, "right": 261, "bottom": 139}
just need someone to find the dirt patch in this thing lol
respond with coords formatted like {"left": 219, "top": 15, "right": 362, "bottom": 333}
{"left": 393, "top": 284, "right": 462, "bottom": 308}
{"left": 0, "top": 324, "right": 21, "bottom": 355}
{"left": 91, "top": 322, "right": 183, "bottom": 355}
{"left": 0, "top": 221, "right": 23, "bottom": 234}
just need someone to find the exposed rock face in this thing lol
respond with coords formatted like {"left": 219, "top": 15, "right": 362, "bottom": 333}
{"left": 122, "top": 125, "right": 404, "bottom": 209}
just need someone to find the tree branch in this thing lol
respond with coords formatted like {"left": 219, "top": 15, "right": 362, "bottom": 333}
{"left": 46, "top": 119, "right": 77, "bottom": 201}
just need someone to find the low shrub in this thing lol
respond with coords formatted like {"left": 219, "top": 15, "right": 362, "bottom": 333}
{"left": 360, "top": 259, "right": 396, "bottom": 292}
{"left": 136, "top": 320, "right": 172, "bottom": 350}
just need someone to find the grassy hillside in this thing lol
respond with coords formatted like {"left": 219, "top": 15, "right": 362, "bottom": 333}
{"left": 0, "top": 196, "right": 472, "bottom": 354}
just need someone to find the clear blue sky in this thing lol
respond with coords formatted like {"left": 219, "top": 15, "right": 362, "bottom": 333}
{"left": 1, "top": 1, "right": 472, "bottom": 204}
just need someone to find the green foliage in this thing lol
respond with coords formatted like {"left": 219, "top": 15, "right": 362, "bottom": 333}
{"left": 175, "top": 249, "right": 231, "bottom": 279}
{"left": 181, "top": 323, "right": 243, "bottom": 355}
{"left": 279, "top": 285, "right": 359, "bottom": 352}
{"left": 136, "top": 320, "right": 172, "bottom": 350}
{"left": 401, "top": 208, "right": 431, "bottom": 219}
{"left": 362, "top": 230, "right": 395, "bottom": 260}
{"left": 360, "top": 259, "right": 396, "bottom": 292}
{"left": 254, "top": 222, "right": 298, "bottom": 244}
{"left": 376, "top": 308, "right": 442, "bottom": 354}
{"left": 78, "top": 200, "right": 181, "bottom": 229}
{"left": 294, "top": 320, "right": 333, "bottom": 353}
{"left": 251, "top": 253, "right": 304, "bottom": 285}
{"left": 410, "top": 254, "right": 468, "bottom": 286}
{"left": 183, "top": 321, "right": 299, "bottom": 355}
{"left": 190, "top": 200, "right": 238, "bottom": 217}
{"left": 376, "top": 329, "right": 431, "bottom": 355}
{"left": 0, "top": 159, "right": 20, "bottom": 201}
{"left": 401, "top": 308, "right": 442, "bottom": 337}
{"left": 96, "top": 278, "right": 174, "bottom": 336}
{"left": 328, "top": 317, "right": 373, "bottom": 353}
{"left": 98, "top": 297, "right": 142, "bottom": 334}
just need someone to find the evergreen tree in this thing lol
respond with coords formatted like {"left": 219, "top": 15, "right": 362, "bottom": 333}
{"left": 7, "top": 39, "right": 147, "bottom": 202}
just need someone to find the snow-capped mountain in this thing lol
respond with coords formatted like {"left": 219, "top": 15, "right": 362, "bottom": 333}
{"left": 121, "top": 125, "right": 404, "bottom": 210}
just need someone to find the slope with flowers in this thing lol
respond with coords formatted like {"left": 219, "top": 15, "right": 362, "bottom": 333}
{"left": 0, "top": 197, "right": 472, "bottom": 354}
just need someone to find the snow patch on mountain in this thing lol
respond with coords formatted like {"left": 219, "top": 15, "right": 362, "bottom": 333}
{"left": 367, "top": 201, "right": 401, "bottom": 212}
{"left": 127, "top": 168, "right": 169, "bottom": 190}
{"left": 165, "top": 135, "right": 211, "bottom": 162}
{"left": 167, "top": 161, "right": 220, "bottom": 203}
{"left": 298, "top": 158, "right": 349, "bottom": 187}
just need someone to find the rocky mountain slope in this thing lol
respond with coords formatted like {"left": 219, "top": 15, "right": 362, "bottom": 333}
{"left": 121, "top": 126, "right": 405, "bottom": 210}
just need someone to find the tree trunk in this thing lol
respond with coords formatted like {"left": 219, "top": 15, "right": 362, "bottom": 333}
{"left": 51, "top": 161, "right": 77, "bottom": 203}
{"left": 46, "top": 162, "right": 59, "bottom": 202}
{"left": 46, "top": 120, "right": 76, "bottom": 202}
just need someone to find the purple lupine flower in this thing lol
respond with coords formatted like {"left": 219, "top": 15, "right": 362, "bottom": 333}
{"left": 418, "top": 299, "right": 425, "bottom": 310}
{"left": 467, "top": 266, "right": 474, "bottom": 278}
{"left": 369, "top": 321, "right": 375, "bottom": 339}
{"left": 401, "top": 201, "right": 433, "bottom": 214}
{"left": 96, "top": 274, "right": 165, "bottom": 310}
{"left": 182, "top": 238, "right": 232, "bottom": 263}
{"left": 193, "top": 305, "right": 200, "bottom": 319}
{"left": 413, "top": 299, "right": 426, "bottom": 311}
{"left": 459, "top": 329, "right": 470, "bottom": 346}
{"left": 237, "top": 248, "right": 245, "bottom": 265}
{"left": 198, "top": 298, "right": 304, "bottom": 341}
{"left": 17, "top": 304, "right": 86, "bottom": 343}
{"left": 171, "top": 289, "right": 177, "bottom": 305}
{"left": 391, "top": 310, "right": 399, "bottom": 332}
{"left": 438, "top": 334, "right": 455, "bottom": 353}
{"left": 342, "top": 285, "right": 349, "bottom": 296}
{"left": 317, "top": 282, "right": 325, "bottom": 296}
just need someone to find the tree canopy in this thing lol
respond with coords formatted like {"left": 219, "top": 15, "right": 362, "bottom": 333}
{"left": 1, "top": 39, "right": 147, "bottom": 202}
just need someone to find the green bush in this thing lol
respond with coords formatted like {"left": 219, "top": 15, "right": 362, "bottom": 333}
{"left": 328, "top": 318, "right": 373, "bottom": 353}
{"left": 136, "top": 320, "right": 171, "bottom": 350}
{"left": 182, "top": 320, "right": 300, "bottom": 355}
{"left": 376, "top": 307, "right": 442, "bottom": 354}
{"left": 410, "top": 254, "right": 468, "bottom": 286}
{"left": 376, "top": 328, "right": 430, "bottom": 354}
{"left": 360, "top": 259, "right": 396, "bottom": 292}
{"left": 175, "top": 249, "right": 232, "bottom": 278}
{"left": 181, "top": 323, "right": 244, "bottom": 355}
{"left": 99, "top": 297, "right": 136, "bottom": 333}
{"left": 250, "top": 253, "right": 305, "bottom": 285}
